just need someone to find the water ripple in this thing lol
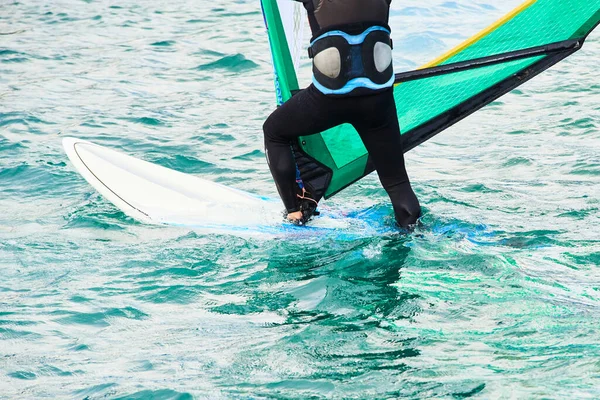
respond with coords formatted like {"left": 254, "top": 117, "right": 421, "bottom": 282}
{"left": 1, "top": 0, "right": 599, "bottom": 398}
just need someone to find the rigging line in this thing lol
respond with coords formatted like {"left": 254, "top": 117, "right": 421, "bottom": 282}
{"left": 394, "top": 39, "right": 581, "bottom": 84}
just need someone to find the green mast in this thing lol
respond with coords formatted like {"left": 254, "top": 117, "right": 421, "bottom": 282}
{"left": 260, "top": 0, "right": 299, "bottom": 104}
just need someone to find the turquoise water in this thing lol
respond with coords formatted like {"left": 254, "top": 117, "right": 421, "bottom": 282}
{"left": 1, "top": 0, "right": 600, "bottom": 398}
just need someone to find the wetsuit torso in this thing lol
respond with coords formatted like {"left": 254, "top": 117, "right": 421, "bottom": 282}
{"left": 297, "top": 0, "right": 390, "bottom": 33}
{"left": 263, "top": 0, "right": 421, "bottom": 228}
{"left": 298, "top": 0, "right": 395, "bottom": 96}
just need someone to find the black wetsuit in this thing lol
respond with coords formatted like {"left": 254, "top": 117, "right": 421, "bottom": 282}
{"left": 263, "top": 0, "right": 421, "bottom": 228}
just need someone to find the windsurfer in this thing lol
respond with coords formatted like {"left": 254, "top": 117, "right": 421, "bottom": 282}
{"left": 263, "top": 0, "right": 421, "bottom": 228}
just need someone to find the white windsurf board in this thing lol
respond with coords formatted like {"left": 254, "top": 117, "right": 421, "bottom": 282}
{"left": 63, "top": 137, "right": 287, "bottom": 228}
{"left": 62, "top": 138, "right": 358, "bottom": 232}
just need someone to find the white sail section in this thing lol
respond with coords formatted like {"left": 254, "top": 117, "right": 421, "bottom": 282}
{"left": 276, "top": 0, "right": 308, "bottom": 74}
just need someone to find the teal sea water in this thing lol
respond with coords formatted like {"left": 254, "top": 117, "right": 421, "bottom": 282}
{"left": 1, "top": 0, "right": 600, "bottom": 398}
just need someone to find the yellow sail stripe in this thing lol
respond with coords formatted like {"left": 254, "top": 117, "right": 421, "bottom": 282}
{"left": 395, "top": 0, "right": 538, "bottom": 87}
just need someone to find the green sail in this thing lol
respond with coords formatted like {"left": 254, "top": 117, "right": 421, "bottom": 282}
{"left": 261, "top": 0, "right": 600, "bottom": 200}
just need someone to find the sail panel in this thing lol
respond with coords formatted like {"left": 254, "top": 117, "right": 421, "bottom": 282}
{"left": 444, "top": 0, "right": 600, "bottom": 64}
{"left": 397, "top": 56, "right": 543, "bottom": 134}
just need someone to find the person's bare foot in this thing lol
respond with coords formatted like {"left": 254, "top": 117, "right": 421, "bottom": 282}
{"left": 287, "top": 211, "right": 303, "bottom": 222}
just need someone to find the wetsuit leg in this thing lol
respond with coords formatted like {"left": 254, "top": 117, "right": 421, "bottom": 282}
{"left": 349, "top": 90, "right": 421, "bottom": 228}
{"left": 263, "top": 85, "right": 347, "bottom": 212}
{"left": 264, "top": 85, "right": 420, "bottom": 227}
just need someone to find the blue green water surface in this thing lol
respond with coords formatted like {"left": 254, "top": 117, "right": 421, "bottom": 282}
{"left": 1, "top": 0, "right": 600, "bottom": 398}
